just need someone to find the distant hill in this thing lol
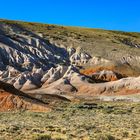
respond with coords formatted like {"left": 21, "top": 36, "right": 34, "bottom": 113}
{"left": 1, "top": 19, "right": 140, "bottom": 62}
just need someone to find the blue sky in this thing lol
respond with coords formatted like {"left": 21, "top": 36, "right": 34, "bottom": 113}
{"left": 0, "top": 0, "right": 140, "bottom": 32}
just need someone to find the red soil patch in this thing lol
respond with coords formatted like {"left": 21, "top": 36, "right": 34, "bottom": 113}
{"left": 80, "top": 66, "right": 115, "bottom": 75}
{"left": 0, "top": 82, "right": 50, "bottom": 112}
{"left": 0, "top": 91, "right": 15, "bottom": 111}
{"left": 81, "top": 64, "right": 140, "bottom": 78}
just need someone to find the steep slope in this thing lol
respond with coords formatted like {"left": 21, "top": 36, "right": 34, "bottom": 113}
{"left": 0, "top": 22, "right": 69, "bottom": 71}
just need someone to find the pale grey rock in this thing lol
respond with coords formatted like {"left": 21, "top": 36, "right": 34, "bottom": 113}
{"left": 70, "top": 51, "right": 91, "bottom": 65}
{"left": 89, "top": 56, "right": 110, "bottom": 65}
{"left": 21, "top": 80, "right": 38, "bottom": 91}
{"left": 41, "top": 65, "right": 68, "bottom": 84}
{"left": 68, "top": 47, "right": 76, "bottom": 56}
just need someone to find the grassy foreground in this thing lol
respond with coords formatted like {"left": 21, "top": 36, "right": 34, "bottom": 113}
{"left": 0, "top": 101, "right": 140, "bottom": 140}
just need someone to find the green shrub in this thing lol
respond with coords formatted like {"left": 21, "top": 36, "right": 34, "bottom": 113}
{"left": 33, "top": 134, "right": 51, "bottom": 140}
{"left": 96, "top": 134, "right": 116, "bottom": 140}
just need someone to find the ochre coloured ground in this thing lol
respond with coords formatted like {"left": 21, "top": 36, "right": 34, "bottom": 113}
{"left": 0, "top": 83, "right": 50, "bottom": 112}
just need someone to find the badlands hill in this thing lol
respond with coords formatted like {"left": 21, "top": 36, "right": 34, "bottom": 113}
{"left": 1, "top": 19, "right": 140, "bottom": 75}
{"left": 0, "top": 19, "right": 140, "bottom": 111}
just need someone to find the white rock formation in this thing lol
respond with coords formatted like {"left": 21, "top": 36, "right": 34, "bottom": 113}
{"left": 91, "top": 70, "right": 123, "bottom": 81}
{"left": 21, "top": 80, "right": 38, "bottom": 91}
{"left": 41, "top": 65, "right": 68, "bottom": 84}
{"left": 70, "top": 50, "right": 91, "bottom": 65}
{"left": 89, "top": 56, "right": 110, "bottom": 65}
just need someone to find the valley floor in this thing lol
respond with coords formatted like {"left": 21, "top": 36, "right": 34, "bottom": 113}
{"left": 0, "top": 101, "right": 140, "bottom": 140}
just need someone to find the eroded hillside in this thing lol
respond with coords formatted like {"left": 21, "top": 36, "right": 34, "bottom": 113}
{"left": 0, "top": 19, "right": 140, "bottom": 110}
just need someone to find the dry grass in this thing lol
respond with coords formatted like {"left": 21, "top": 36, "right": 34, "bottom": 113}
{"left": 0, "top": 101, "right": 140, "bottom": 139}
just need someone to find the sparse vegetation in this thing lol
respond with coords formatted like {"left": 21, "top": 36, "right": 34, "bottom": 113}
{"left": 0, "top": 101, "right": 140, "bottom": 139}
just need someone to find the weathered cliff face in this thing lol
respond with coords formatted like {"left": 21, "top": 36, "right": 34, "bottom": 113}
{"left": 0, "top": 23, "right": 70, "bottom": 71}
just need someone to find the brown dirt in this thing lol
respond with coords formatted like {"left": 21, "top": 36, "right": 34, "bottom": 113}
{"left": 81, "top": 64, "right": 140, "bottom": 78}
{"left": 76, "top": 84, "right": 140, "bottom": 97}
{"left": 81, "top": 66, "right": 115, "bottom": 75}
{"left": 0, "top": 82, "right": 50, "bottom": 112}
